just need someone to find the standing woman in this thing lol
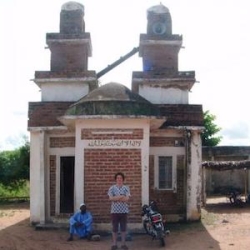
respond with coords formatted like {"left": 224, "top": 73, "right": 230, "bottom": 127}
{"left": 108, "top": 172, "right": 130, "bottom": 250}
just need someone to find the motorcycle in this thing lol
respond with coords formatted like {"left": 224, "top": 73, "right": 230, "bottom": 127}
{"left": 228, "top": 190, "right": 244, "bottom": 207}
{"left": 141, "top": 201, "right": 166, "bottom": 247}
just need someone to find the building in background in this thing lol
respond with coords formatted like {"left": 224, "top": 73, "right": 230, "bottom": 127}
{"left": 203, "top": 146, "right": 250, "bottom": 196}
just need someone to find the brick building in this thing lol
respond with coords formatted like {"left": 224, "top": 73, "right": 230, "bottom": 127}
{"left": 28, "top": 2, "right": 204, "bottom": 230}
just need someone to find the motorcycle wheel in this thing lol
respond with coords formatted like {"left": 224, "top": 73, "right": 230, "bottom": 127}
{"left": 229, "top": 195, "right": 234, "bottom": 204}
{"left": 156, "top": 230, "right": 165, "bottom": 247}
{"left": 236, "top": 198, "right": 244, "bottom": 207}
{"left": 143, "top": 221, "right": 151, "bottom": 235}
{"left": 159, "top": 237, "right": 165, "bottom": 247}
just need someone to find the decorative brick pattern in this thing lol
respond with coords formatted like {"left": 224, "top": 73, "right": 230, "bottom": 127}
{"left": 82, "top": 129, "right": 143, "bottom": 140}
{"left": 150, "top": 137, "right": 184, "bottom": 147}
{"left": 84, "top": 148, "right": 142, "bottom": 223}
{"left": 50, "top": 137, "right": 75, "bottom": 148}
{"left": 50, "top": 155, "right": 56, "bottom": 216}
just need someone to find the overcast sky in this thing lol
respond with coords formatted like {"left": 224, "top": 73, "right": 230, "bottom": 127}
{"left": 0, "top": 0, "right": 249, "bottom": 150}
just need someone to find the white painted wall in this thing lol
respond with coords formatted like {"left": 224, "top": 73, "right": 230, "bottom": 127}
{"left": 139, "top": 85, "right": 189, "bottom": 104}
{"left": 40, "top": 81, "right": 90, "bottom": 101}
{"left": 29, "top": 131, "right": 42, "bottom": 224}
{"left": 30, "top": 130, "right": 76, "bottom": 223}
{"left": 75, "top": 124, "right": 85, "bottom": 210}
{"left": 186, "top": 131, "right": 202, "bottom": 221}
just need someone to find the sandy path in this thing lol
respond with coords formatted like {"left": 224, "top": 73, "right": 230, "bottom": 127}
{"left": 0, "top": 198, "right": 250, "bottom": 249}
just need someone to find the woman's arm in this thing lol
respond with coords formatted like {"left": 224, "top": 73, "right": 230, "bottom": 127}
{"left": 109, "top": 195, "right": 124, "bottom": 201}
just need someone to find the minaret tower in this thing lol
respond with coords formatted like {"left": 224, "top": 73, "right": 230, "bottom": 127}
{"left": 132, "top": 4, "right": 195, "bottom": 104}
{"left": 34, "top": 2, "right": 97, "bottom": 102}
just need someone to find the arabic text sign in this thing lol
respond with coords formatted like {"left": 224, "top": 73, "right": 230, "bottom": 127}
{"left": 86, "top": 140, "right": 142, "bottom": 148}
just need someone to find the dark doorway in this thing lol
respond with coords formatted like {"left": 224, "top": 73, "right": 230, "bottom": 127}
{"left": 60, "top": 156, "right": 75, "bottom": 213}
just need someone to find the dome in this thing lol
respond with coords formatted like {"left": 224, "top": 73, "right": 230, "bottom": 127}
{"left": 147, "top": 4, "right": 170, "bottom": 16}
{"left": 65, "top": 82, "right": 160, "bottom": 116}
{"left": 146, "top": 4, "right": 172, "bottom": 36}
{"left": 60, "top": 1, "right": 85, "bottom": 34}
{"left": 61, "top": 1, "right": 84, "bottom": 12}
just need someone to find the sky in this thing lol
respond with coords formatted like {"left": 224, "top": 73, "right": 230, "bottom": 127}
{"left": 0, "top": 0, "right": 250, "bottom": 150}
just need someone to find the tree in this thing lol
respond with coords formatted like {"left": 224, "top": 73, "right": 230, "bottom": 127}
{"left": 0, "top": 138, "right": 30, "bottom": 189}
{"left": 202, "top": 110, "right": 222, "bottom": 146}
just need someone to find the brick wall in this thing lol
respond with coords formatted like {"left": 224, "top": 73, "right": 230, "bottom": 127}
{"left": 50, "top": 137, "right": 75, "bottom": 148}
{"left": 149, "top": 134, "right": 186, "bottom": 217}
{"left": 50, "top": 44, "right": 88, "bottom": 71}
{"left": 48, "top": 127, "right": 143, "bottom": 222}
{"left": 139, "top": 34, "right": 181, "bottom": 72}
{"left": 28, "top": 102, "right": 73, "bottom": 127}
{"left": 84, "top": 148, "right": 142, "bottom": 223}
{"left": 158, "top": 104, "right": 203, "bottom": 127}
{"left": 149, "top": 154, "right": 185, "bottom": 216}
{"left": 50, "top": 155, "right": 56, "bottom": 216}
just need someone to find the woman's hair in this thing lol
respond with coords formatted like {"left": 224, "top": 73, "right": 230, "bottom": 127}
{"left": 114, "top": 172, "right": 125, "bottom": 181}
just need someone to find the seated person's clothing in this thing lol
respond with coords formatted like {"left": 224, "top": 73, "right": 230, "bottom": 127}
{"left": 69, "top": 210, "right": 93, "bottom": 238}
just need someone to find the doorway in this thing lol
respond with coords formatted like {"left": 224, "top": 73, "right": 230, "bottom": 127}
{"left": 60, "top": 156, "right": 75, "bottom": 213}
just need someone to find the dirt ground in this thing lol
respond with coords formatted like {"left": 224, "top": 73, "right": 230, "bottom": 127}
{"left": 0, "top": 197, "right": 250, "bottom": 250}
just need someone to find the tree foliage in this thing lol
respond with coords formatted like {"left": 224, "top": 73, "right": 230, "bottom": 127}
{"left": 0, "top": 139, "right": 30, "bottom": 190}
{"left": 202, "top": 110, "right": 222, "bottom": 146}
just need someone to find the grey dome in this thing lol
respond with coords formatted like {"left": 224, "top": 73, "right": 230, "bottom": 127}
{"left": 61, "top": 2, "right": 84, "bottom": 12}
{"left": 65, "top": 82, "right": 160, "bottom": 116}
{"left": 147, "top": 4, "right": 170, "bottom": 16}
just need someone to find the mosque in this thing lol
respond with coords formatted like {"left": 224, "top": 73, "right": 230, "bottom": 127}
{"left": 28, "top": 1, "right": 204, "bottom": 230}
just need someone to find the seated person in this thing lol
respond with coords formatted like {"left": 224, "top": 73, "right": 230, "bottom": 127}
{"left": 67, "top": 203, "right": 93, "bottom": 241}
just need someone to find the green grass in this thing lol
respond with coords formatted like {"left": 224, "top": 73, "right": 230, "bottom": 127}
{"left": 0, "top": 181, "right": 29, "bottom": 198}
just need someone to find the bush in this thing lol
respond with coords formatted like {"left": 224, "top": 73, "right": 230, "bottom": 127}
{"left": 0, "top": 141, "right": 30, "bottom": 190}
{"left": 0, "top": 181, "right": 29, "bottom": 198}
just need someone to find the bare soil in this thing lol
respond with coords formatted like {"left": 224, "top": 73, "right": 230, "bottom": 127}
{"left": 0, "top": 197, "right": 250, "bottom": 250}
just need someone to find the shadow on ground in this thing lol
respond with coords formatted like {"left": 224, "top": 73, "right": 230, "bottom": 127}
{"left": 205, "top": 196, "right": 250, "bottom": 214}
